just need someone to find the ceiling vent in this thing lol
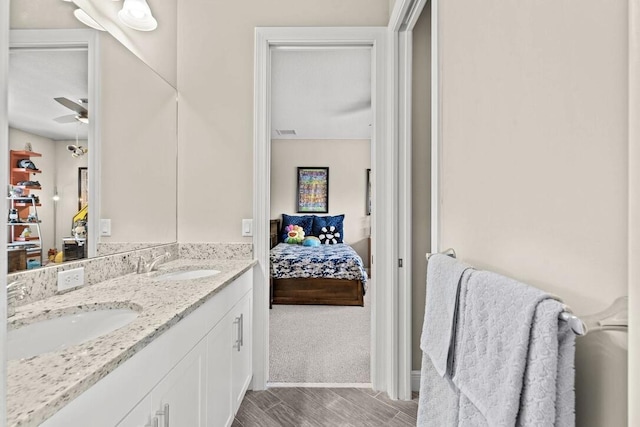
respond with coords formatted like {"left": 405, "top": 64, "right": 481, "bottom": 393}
{"left": 275, "top": 129, "right": 297, "bottom": 136}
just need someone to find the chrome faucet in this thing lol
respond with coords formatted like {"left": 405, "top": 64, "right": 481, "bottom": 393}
{"left": 137, "top": 252, "right": 171, "bottom": 274}
{"left": 7, "top": 280, "right": 26, "bottom": 318}
{"left": 148, "top": 252, "right": 170, "bottom": 272}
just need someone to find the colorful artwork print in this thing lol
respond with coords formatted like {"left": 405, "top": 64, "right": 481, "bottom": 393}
{"left": 297, "top": 167, "right": 329, "bottom": 213}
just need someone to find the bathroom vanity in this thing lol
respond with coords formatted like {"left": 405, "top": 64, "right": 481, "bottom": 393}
{"left": 7, "top": 258, "right": 255, "bottom": 427}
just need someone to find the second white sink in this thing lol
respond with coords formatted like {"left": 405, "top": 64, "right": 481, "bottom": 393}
{"left": 154, "top": 269, "right": 221, "bottom": 281}
{"left": 8, "top": 308, "right": 139, "bottom": 360}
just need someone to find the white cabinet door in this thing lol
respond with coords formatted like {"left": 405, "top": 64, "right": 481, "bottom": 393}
{"left": 205, "top": 317, "right": 233, "bottom": 427}
{"left": 116, "top": 394, "right": 153, "bottom": 427}
{"left": 231, "top": 291, "right": 253, "bottom": 413}
{"left": 151, "top": 339, "right": 207, "bottom": 427}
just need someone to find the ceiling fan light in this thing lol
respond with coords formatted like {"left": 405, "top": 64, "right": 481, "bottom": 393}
{"left": 73, "top": 9, "right": 106, "bottom": 32}
{"left": 118, "top": 0, "right": 158, "bottom": 31}
{"left": 76, "top": 115, "right": 89, "bottom": 124}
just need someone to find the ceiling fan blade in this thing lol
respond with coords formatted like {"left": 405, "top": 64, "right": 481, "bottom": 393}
{"left": 54, "top": 97, "right": 88, "bottom": 115}
{"left": 53, "top": 114, "right": 79, "bottom": 124}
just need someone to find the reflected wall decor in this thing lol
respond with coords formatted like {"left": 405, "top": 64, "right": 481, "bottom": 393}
{"left": 297, "top": 167, "right": 329, "bottom": 213}
{"left": 78, "top": 167, "right": 88, "bottom": 210}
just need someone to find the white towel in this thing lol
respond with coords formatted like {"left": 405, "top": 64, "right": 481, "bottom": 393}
{"left": 418, "top": 266, "right": 577, "bottom": 426}
{"left": 420, "top": 254, "right": 473, "bottom": 377}
{"left": 452, "top": 270, "right": 575, "bottom": 426}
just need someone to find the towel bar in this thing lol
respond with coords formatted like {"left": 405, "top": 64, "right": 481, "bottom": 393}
{"left": 426, "top": 248, "right": 456, "bottom": 260}
{"left": 424, "top": 248, "right": 628, "bottom": 337}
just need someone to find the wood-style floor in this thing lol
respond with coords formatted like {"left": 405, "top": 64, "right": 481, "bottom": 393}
{"left": 232, "top": 388, "right": 419, "bottom": 426}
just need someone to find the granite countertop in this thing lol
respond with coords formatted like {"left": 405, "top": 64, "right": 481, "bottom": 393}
{"left": 7, "top": 258, "right": 257, "bottom": 427}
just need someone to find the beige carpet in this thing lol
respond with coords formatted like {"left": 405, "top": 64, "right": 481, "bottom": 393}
{"left": 269, "top": 283, "right": 371, "bottom": 384}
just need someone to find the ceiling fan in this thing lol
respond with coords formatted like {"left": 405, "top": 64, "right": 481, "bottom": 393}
{"left": 53, "top": 97, "right": 89, "bottom": 124}
{"left": 66, "top": 144, "right": 88, "bottom": 158}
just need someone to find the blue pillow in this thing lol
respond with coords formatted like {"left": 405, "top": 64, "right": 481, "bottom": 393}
{"left": 312, "top": 214, "right": 344, "bottom": 243}
{"left": 302, "top": 236, "right": 321, "bottom": 247}
{"left": 280, "top": 214, "right": 314, "bottom": 243}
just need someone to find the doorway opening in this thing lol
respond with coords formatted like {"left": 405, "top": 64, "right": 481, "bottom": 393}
{"left": 268, "top": 46, "right": 373, "bottom": 386}
{"left": 252, "top": 27, "right": 393, "bottom": 394}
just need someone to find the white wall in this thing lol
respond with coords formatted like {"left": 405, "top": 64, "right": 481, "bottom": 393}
{"left": 99, "top": 33, "right": 177, "bottom": 245}
{"left": 411, "top": 5, "right": 431, "bottom": 370}
{"left": 438, "top": 1, "right": 628, "bottom": 425}
{"left": 72, "top": 0, "right": 177, "bottom": 87}
{"left": 176, "top": 0, "right": 390, "bottom": 244}
{"left": 270, "top": 139, "right": 371, "bottom": 261}
{"left": 10, "top": 0, "right": 81, "bottom": 29}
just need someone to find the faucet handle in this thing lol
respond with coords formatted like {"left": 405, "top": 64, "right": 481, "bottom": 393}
{"left": 136, "top": 255, "right": 148, "bottom": 274}
{"left": 7, "top": 280, "right": 26, "bottom": 299}
{"left": 7, "top": 281, "right": 26, "bottom": 317}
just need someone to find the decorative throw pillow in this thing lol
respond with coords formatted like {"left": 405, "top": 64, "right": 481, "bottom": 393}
{"left": 280, "top": 214, "right": 314, "bottom": 243}
{"left": 318, "top": 225, "right": 341, "bottom": 245}
{"left": 312, "top": 214, "right": 344, "bottom": 243}
{"left": 284, "top": 224, "right": 305, "bottom": 244}
{"left": 302, "top": 236, "right": 321, "bottom": 247}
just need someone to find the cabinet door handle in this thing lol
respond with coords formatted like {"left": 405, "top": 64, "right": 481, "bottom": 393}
{"left": 239, "top": 313, "right": 244, "bottom": 348}
{"left": 234, "top": 314, "right": 243, "bottom": 352}
{"left": 156, "top": 403, "right": 169, "bottom": 427}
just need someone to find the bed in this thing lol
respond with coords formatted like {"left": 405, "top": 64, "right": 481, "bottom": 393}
{"left": 269, "top": 219, "right": 367, "bottom": 307}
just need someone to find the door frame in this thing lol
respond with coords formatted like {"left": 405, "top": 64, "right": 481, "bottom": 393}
{"left": 629, "top": 0, "right": 639, "bottom": 423}
{"left": 252, "top": 27, "right": 401, "bottom": 395}
{"left": 388, "top": 0, "right": 437, "bottom": 398}
{"left": 0, "top": 1, "right": 8, "bottom": 420}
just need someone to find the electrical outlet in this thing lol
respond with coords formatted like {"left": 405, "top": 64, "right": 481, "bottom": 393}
{"left": 58, "top": 267, "right": 85, "bottom": 292}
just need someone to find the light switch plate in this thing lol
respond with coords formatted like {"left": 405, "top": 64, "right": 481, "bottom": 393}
{"left": 242, "top": 219, "right": 253, "bottom": 237}
{"left": 100, "top": 219, "right": 111, "bottom": 236}
{"left": 58, "top": 267, "right": 85, "bottom": 292}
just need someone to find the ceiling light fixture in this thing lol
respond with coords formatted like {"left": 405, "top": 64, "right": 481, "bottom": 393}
{"left": 73, "top": 9, "right": 107, "bottom": 31}
{"left": 118, "top": 0, "right": 158, "bottom": 32}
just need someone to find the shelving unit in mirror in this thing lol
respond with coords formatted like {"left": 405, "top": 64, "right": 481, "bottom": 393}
{"left": 8, "top": 150, "right": 44, "bottom": 271}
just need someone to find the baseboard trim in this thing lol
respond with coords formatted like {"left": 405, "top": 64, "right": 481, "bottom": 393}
{"left": 267, "top": 382, "right": 373, "bottom": 389}
{"left": 411, "top": 370, "right": 421, "bottom": 392}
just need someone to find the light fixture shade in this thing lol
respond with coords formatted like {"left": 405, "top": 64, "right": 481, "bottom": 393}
{"left": 118, "top": 0, "right": 158, "bottom": 32}
{"left": 73, "top": 9, "right": 106, "bottom": 31}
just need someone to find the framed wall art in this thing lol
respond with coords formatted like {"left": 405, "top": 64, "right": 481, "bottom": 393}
{"left": 297, "top": 167, "right": 329, "bottom": 213}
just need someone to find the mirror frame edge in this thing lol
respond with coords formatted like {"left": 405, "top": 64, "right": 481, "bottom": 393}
{"left": 1, "top": 0, "right": 8, "bottom": 423}
{"left": 8, "top": 28, "right": 100, "bottom": 262}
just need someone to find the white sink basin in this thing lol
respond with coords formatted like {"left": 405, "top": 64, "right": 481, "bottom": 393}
{"left": 154, "top": 269, "right": 221, "bottom": 281}
{"left": 8, "top": 308, "right": 139, "bottom": 360}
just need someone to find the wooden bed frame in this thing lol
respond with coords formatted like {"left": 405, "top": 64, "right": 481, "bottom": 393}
{"left": 269, "top": 219, "right": 365, "bottom": 308}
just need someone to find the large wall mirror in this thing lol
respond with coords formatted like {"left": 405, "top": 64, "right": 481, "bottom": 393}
{"left": 6, "top": 0, "right": 177, "bottom": 273}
